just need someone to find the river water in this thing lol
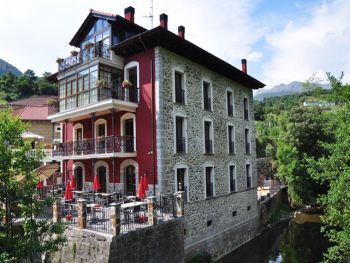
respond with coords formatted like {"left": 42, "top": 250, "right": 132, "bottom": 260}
{"left": 218, "top": 220, "right": 330, "bottom": 263}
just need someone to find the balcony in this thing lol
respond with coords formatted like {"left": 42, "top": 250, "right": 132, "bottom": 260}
{"left": 52, "top": 136, "right": 135, "bottom": 159}
{"left": 57, "top": 43, "right": 110, "bottom": 72}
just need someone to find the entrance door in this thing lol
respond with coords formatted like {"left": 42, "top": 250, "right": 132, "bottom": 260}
{"left": 125, "top": 165, "right": 136, "bottom": 195}
{"left": 96, "top": 123, "right": 106, "bottom": 153}
{"left": 97, "top": 166, "right": 107, "bottom": 193}
{"left": 124, "top": 119, "right": 134, "bottom": 152}
{"left": 76, "top": 128, "right": 83, "bottom": 154}
{"left": 75, "top": 166, "right": 83, "bottom": 191}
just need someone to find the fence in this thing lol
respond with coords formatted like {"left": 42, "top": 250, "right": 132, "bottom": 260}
{"left": 53, "top": 194, "right": 180, "bottom": 235}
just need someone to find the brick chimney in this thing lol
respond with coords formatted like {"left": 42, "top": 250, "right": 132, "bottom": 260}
{"left": 124, "top": 6, "right": 135, "bottom": 23}
{"left": 178, "top": 26, "right": 185, "bottom": 39}
{"left": 160, "top": 13, "right": 168, "bottom": 29}
{"left": 241, "top": 59, "right": 247, "bottom": 74}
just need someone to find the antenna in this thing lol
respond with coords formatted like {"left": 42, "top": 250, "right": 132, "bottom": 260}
{"left": 143, "top": 0, "right": 154, "bottom": 28}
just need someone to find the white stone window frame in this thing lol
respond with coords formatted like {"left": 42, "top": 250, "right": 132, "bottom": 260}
{"left": 174, "top": 162, "right": 189, "bottom": 201}
{"left": 203, "top": 117, "right": 214, "bottom": 154}
{"left": 244, "top": 126, "right": 251, "bottom": 155}
{"left": 73, "top": 123, "right": 84, "bottom": 141}
{"left": 94, "top": 118, "right": 107, "bottom": 138}
{"left": 94, "top": 160, "right": 109, "bottom": 193}
{"left": 201, "top": 78, "right": 213, "bottom": 111}
{"left": 228, "top": 162, "right": 237, "bottom": 193}
{"left": 124, "top": 61, "right": 140, "bottom": 101}
{"left": 243, "top": 96, "right": 249, "bottom": 121}
{"left": 172, "top": 66, "right": 187, "bottom": 105}
{"left": 120, "top": 159, "right": 139, "bottom": 195}
{"left": 226, "top": 87, "right": 234, "bottom": 116}
{"left": 245, "top": 161, "right": 252, "bottom": 189}
{"left": 227, "top": 122, "right": 236, "bottom": 154}
{"left": 120, "top": 112, "right": 137, "bottom": 152}
{"left": 203, "top": 161, "right": 215, "bottom": 198}
{"left": 172, "top": 110, "right": 188, "bottom": 154}
{"left": 54, "top": 123, "right": 62, "bottom": 133}
{"left": 73, "top": 161, "right": 85, "bottom": 190}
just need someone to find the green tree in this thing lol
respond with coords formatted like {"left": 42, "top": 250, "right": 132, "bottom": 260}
{"left": 307, "top": 74, "right": 350, "bottom": 262}
{"left": 0, "top": 108, "right": 65, "bottom": 262}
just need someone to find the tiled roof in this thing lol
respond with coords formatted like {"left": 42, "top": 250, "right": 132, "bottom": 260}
{"left": 9, "top": 95, "right": 57, "bottom": 106}
{"left": 12, "top": 105, "right": 49, "bottom": 120}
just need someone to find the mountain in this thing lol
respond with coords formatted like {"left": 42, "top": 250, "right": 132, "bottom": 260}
{"left": 254, "top": 81, "right": 331, "bottom": 100}
{"left": 0, "top": 58, "right": 22, "bottom": 76}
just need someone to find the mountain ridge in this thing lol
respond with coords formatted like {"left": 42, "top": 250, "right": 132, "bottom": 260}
{"left": 0, "top": 58, "right": 22, "bottom": 76}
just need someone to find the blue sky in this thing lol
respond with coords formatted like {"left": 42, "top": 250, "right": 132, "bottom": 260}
{"left": 0, "top": 0, "right": 349, "bottom": 89}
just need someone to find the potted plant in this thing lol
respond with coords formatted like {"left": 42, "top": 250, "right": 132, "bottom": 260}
{"left": 71, "top": 50, "right": 78, "bottom": 56}
{"left": 122, "top": 80, "right": 133, "bottom": 88}
{"left": 96, "top": 79, "right": 107, "bottom": 87}
{"left": 85, "top": 42, "right": 94, "bottom": 49}
{"left": 56, "top": 57, "right": 64, "bottom": 64}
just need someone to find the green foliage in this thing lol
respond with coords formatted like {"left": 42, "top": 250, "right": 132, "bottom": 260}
{"left": 0, "top": 70, "right": 57, "bottom": 101}
{"left": 0, "top": 108, "right": 66, "bottom": 262}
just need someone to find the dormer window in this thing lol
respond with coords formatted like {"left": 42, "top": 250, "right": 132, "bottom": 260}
{"left": 81, "top": 19, "right": 111, "bottom": 50}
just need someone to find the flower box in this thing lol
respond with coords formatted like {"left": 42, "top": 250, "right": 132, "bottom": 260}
{"left": 122, "top": 80, "right": 133, "bottom": 88}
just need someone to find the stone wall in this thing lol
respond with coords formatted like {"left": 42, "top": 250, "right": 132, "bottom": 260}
{"left": 155, "top": 47, "right": 259, "bottom": 260}
{"left": 256, "top": 157, "right": 274, "bottom": 184}
{"left": 259, "top": 187, "right": 287, "bottom": 227}
{"left": 25, "top": 120, "right": 53, "bottom": 144}
{"left": 50, "top": 218, "right": 184, "bottom": 263}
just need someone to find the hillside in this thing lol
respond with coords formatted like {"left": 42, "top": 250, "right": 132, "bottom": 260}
{"left": 254, "top": 81, "right": 331, "bottom": 100}
{"left": 0, "top": 58, "right": 22, "bottom": 76}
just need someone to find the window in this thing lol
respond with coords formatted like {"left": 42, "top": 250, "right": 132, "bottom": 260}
{"left": 227, "top": 90, "right": 234, "bottom": 116}
{"left": 203, "top": 81, "right": 212, "bottom": 111}
{"left": 244, "top": 97, "right": 249, "bottom": 120}
{"left": 175, "top": 116, "right": 186, "bottom": 153}
{"left": 228, "top": 125, "right": 235, "bottom": 154}
{"left": 205, "top": 166, "right": 215, "bottom": 198}
{"left": 175, "top": 166, "right": 188, "bottom": 202}
{"left": 245, "top": 128, "right": 251, "bottom": 154}
{"left": 174, "top": 71, "right": 185, "bottom": 104}
{"left": 204, "top": 120, "right": 213, "bottom": 154}
{"left": 54, "top": 124, "right": 61, "bottom": 133}
{"left": 124, "top": 61, "right": 139, "bottom": 102}
{"left": 121, "top": 113, "right": 136, "bottom": 152}
{"left": 246, "top": 163, "right": 252, "bottom": 189}
{"left": 229, "top": 165, "right": 236, "bottom": 192}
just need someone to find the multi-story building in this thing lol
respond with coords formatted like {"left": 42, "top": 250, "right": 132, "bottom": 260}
{"left": 49, "top": 6, "right": 264, "bottom": 259}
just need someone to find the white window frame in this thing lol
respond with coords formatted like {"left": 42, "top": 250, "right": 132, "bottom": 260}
{"left": 120, "top": 159, "right": 139, "bottom": 195}
{"left": 226, "top": 88, "right": 234, "bottom": 116}
{"left": 227, "top": 123, "right": 235, "bottom": 154}
{"left": 202, "top": 78, "right": 213, "bottom": 111}
{"left": 203, "top": 162, "right": 215, "bottom": 198}
{"left": 120, "top": 113, "right": 136, "bottom": 152}
{"left": 228, "top": 162, "right": 237, "bottom": 193}
{"left": 54, "top": 123, "right": 62, "bottom": 133}
{"left": 172, "top": 111, "right": 188, "bottom": 154}
{"left": 174, "top": 163, "right": 189, "bottom": 201}
{"left": 246, "top": 162, "right": 252, "bottom": 189}
{"left": 172, "top": 67, "right": 186, "bottom": 105}
{"left": 203, "top": 117, "right": 214, "bottom": 154}
{"left": 94, "top": 160, "right": 109, "bottom": 193}
{"left": 94, "top": 118, "right": 107, "bottom": 138}
{"left": 244, "top": 127, "right": 251, "bottom": 155}
{"left": 73, "top": 123, "right": 84, "bottom": 141}
{"left": 124, "top": 61, "right": 140, "bottom": 101}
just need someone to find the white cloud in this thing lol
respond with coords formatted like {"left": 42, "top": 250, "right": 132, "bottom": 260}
{"left": 262, "top": 0, "right": 350, "bottom": 87}
{"left": 0, "top": 0, "right": 263, "bottom": 76}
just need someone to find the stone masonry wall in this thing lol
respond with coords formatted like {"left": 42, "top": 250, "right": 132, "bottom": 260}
{"left": 155, "top": 47, "right": 259, "bottom": 260}
{"left": 50, "top": 218, "right": 184, "bottom": 263}
{"left": 25, "top": 120, "right": 53, "bottom": 144}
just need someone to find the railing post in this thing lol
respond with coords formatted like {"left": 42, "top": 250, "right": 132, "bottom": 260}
{"left": 77, "top": 198, "right": 87, "bottom": 229}
{"left": 147, "top": 196, "right": 157, "bottom": 225}
{"left": 110, "top": 202, "right": 121, "bottom": 236}
{"left": 53, "top": 198, "right": 61, "bottom": 223}
{"left": 176, "top": 191, "right": 185, "bottom": 217}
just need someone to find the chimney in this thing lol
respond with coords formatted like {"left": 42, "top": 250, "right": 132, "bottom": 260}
{"left": 178, "top": 26, "right": 185, "bottom": 39}
{"left": 160, "top": 13, "right": 168, "bottom": 29}
{"left": 124, "top": 6, "right": 135, "bottom": 23}
{"left": 241, "top": 59, "right": 247, "bottom": 74}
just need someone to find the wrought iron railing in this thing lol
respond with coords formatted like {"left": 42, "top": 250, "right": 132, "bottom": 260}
{"left": 205, "top": 139, "right": 213, "bottom": 154}
{"left": 176, "top": 137, "right": 186, "bottom": 154}
{"left": 57, "top": 43, "right": 110, "bottom": 72}
{"left": 204, "top": 97, "right": 212, "bottom": 111}
{"left": 49, "top": 83, "right": 139, "bottom": 115}
{"left": 52, "top": 136, "right": 134, "bottom": 157}
{"left": 245, "top": 142, "right": 251, "bottom": 155}
{"left": 229, "top": 141, "right": 235, "bottom": 154}
{"left": 175, "top": 89, "right": 185, "bottom": 104}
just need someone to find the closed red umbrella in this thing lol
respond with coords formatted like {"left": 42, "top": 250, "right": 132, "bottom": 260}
{"left": 143, "top": 173, "right": 148, "bottom": 192}
{"left": 70, "top": 175, "right": 76, "bottom": 189}
{"left": 137, "top": 175, "right": 146, "bottom": 199}
{"left": 37, "top": 181, "right": 44, "bottom": 189}
{"left": 93, "top": 175, "right": 101, "bottom": 191}
{"left": 64, "top": 181, "right": 73, "bottom": 201}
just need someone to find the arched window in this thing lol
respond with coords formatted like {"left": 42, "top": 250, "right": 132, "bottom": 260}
{"left": 120, "top": 113, "right": 136, "bottom": 152}
{"left": 174, "top": 163, "right": 189, "bottom": 201}
{"left": 73, "top": 162, "right": 85, "bottom": 191}
{"left": 94, "top": 160, "right": 109, "bottom": 193}
{"left": 120, "top": 159, "right": 139, "bottom": 195}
